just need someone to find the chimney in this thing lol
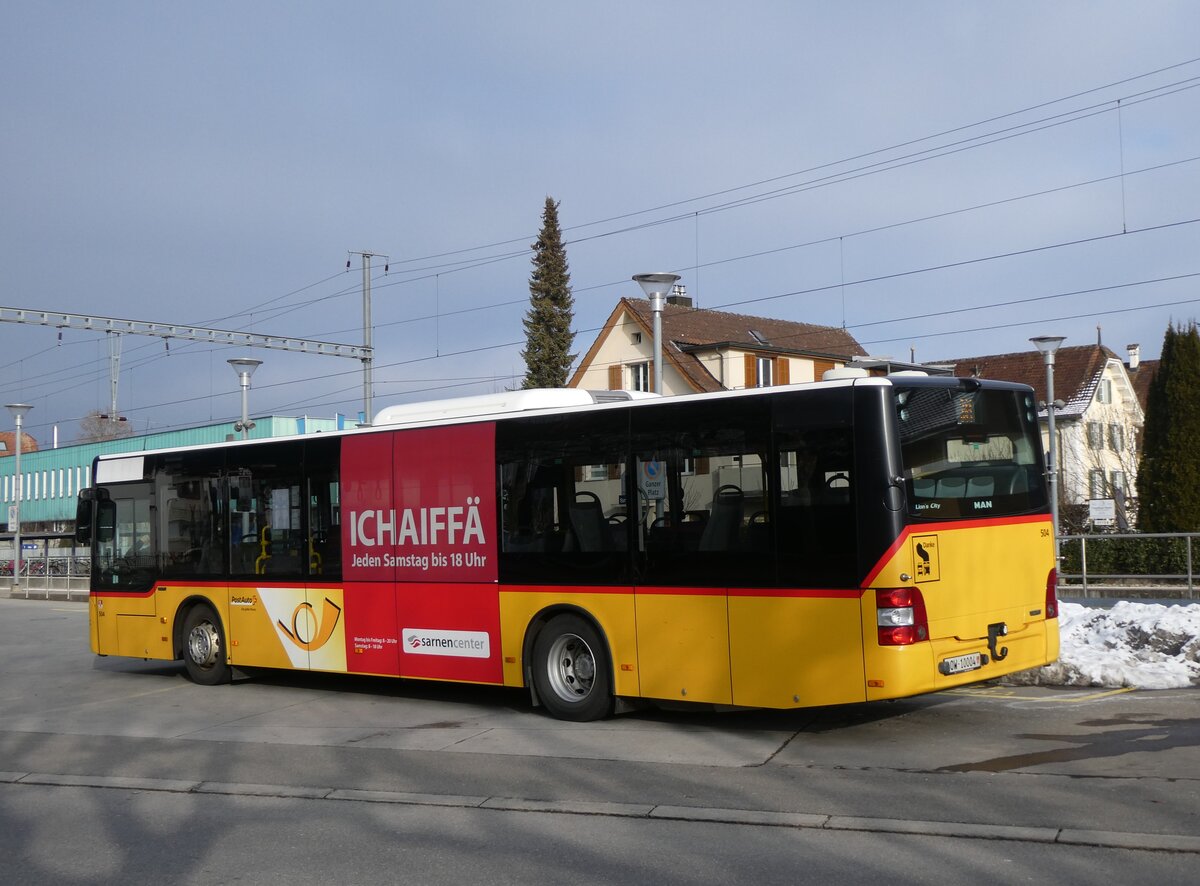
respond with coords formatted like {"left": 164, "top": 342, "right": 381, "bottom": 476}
{"left": 666, "top": 283, "right": 692, "bottom": 308}
{"left": 1127, "top": 343, "right": 1140, "bottom": 371}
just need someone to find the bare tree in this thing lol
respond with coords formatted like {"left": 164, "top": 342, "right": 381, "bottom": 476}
{"left": 78, "top": 410, "right": 133, "bottom": 443}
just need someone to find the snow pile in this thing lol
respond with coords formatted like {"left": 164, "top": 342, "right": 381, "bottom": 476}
{"left": 1008, "top": 601, "right": 1200, "bottom": 689}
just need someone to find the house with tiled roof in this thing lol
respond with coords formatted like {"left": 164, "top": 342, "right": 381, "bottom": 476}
{"left": 568, "top": 292, "right": 867, "bottom": 395}
{"left": 947, "top": 343, "right": 1143, "bottom": 523}
{"left": 0, "top": 430, "right": 37, "bottom": 458}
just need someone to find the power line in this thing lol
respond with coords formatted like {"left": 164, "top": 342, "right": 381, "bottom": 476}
{"left": 859, "top": 294, "right": 1200, "bottom": 351}
{"left": 8, "top": 62, "right": 1199, "bottom": 433}
{"left": 381, "top": 57, "right": 1200, "bottom": 267}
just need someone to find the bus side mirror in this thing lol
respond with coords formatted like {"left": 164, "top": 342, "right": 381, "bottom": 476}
{"left": 96, "top": 499, "right": 117, "bottom": 545}
{"left": 75, "top": 488, "right": 95, "bottom": 543}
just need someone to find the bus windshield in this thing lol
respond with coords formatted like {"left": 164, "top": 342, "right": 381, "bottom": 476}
{"left": 895, "top": 383, "right": 1048, "bottom": 520}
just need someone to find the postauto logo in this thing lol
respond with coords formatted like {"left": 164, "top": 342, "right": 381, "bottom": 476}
{"left": 401, "top": 628, "right": 491, "bottom": 659}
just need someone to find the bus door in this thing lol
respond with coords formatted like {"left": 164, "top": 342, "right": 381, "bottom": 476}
{"left": 92, "top": 480, "right": 159, "bottom": 658}
{"left": 631, "top": 398, "right": 774, "bottom": 707}
{"left": 730, "top": 418, "right": 867, "bottom": 709}
{"left": 224, "top": 447, "right": 346, "bottom": 674}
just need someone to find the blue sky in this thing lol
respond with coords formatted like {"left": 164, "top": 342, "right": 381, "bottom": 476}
{"left": 2, "top": 1, "right": 1199, "bottom": 443}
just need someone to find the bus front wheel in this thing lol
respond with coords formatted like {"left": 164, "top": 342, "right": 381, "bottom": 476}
{"left": 181, "top": 604, "right": 229, "bottom": 686}
{"left": 531, "top": 614, "right": 614, "bottom": 722}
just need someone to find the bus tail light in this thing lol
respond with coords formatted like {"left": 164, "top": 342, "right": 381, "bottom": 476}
{"left": 1045, "top": 568, "right": 1058, "bottom": 619}
{"left": 876, "top": 588, "right": 929, "bottom": 646}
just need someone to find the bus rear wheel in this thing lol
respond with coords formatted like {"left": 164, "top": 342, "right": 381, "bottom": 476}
{"left": 181, "top": 604, "right": 229, "bottom": 686}
{"left": 532, "top": 614, "right": 614, "bottom": 722}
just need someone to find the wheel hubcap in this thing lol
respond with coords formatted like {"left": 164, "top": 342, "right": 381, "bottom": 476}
{"left": 546, "top": 632, "right": 596, "bottom": 703}
{"left": 188, "top": 622, "right": 220, "bottom": 669}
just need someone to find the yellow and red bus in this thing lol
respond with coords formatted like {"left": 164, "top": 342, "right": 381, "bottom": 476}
{"left": 77, "top": 374, "right": 1058, "bottom": 721}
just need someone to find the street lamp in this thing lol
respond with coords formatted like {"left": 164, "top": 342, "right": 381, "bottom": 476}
{"left": 5, "top": 403, "right": 32, "bottom": 593}
{"left": 227, "top": 358, "right": 263, "bottom": 440}
{"left": 632, "top": 273, "right": 681, "bottom": 395}
{"left": 1030, "top": 336, "right": 1066, "bottom": 558}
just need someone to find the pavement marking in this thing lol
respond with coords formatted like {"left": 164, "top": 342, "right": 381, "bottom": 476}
{"left": 6, "top": 771, "right": 1200, "bottom": 854}
{"left": 946, "top": 686, "right": 1137, "bottom": 703}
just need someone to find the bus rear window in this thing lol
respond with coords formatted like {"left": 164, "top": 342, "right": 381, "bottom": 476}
{"left": 895, "top": 385, "right": 1048, "bottom": 519}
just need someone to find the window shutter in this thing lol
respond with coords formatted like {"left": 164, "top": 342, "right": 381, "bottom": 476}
{"left": 776, "top": 357, "right": 790, "bottom": 385}
{"left": 608, "top": 364, "right": 622, "bottom": 390}
{"left": 695, "top": 457, "right": 710, "bottom": 475}
{"left": 813, "top": 359, "right": 834, "bottom": 380}
{"left": 744, "top": 354, "right": 757, "bottom": 388}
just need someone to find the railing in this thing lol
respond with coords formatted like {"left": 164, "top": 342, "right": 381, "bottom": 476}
{"left": 1058, "top": 532, "right": 1198, "bottom": 599}
{"left": 1, "top": 554, "right": 92, "bottom": 599}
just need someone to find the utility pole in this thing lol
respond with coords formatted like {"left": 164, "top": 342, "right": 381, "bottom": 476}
{"left": 347, "top": 251, "right": 388, "bottom": 426}
{"left": 108, "top": 331, "right": 123, "bottom": 431}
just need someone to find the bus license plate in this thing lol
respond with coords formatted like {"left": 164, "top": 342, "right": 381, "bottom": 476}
{"left": 941, "top": 653, "right": 982, "bottom": 675}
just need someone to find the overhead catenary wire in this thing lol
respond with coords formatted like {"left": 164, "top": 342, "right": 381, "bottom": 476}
{"left": 4, "top": 59, "right": 1198, "bottom": 435}
{"left": 11, "top": 67, "right": 1197, "bottom": 365}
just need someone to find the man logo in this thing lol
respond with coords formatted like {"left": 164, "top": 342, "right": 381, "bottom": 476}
{"left": 276, "top": 597, "right": 343, "bottom": 652}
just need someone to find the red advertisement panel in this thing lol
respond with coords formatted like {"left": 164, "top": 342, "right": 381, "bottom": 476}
{"left": 340, "top": 581, "right": 402, "bottom": 677}
{"left": 396, "top": 582, "right": 503, "bottom": 684}
{"left": 342, "top": 423, "right": 498, "bottom": 584}
{"left": 341, "top": 433, "right": 396, "bottom": 582}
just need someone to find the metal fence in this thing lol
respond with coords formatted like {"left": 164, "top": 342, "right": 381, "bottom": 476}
{"left": 1059, "top": 531, "right": 1199, "bottom": 599}
{"left": 1, "top": 553, "right": 91, "bottom": 599}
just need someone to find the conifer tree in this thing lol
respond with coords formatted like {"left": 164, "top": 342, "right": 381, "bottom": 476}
{"left": 520, "top": 197, "right": 575, "bottom": 388}
{"left": 1137, "top": 321, "right": 1200, "bottom": 531}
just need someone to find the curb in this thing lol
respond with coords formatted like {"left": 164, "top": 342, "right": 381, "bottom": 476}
{"left": 4, "top": 770, "right": 1199, "bottom": 854}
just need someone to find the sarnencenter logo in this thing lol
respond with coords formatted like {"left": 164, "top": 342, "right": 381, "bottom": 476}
{"left": 401, "top": 628, "right": 490, "bottom": 659}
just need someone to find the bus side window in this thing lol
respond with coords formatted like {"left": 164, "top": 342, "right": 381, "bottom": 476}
{"left": 498, "top": 459, "right": 562, "bottom": 554}
{"left": 496, "top": 411, "right": 631, "bottom": 586}
{"left": 631, "top": 396, "right": 771, "bottom": 586}
{"left": 776, "top": 426, "right": 857, "bottom": 588}
{"left": 96, "top": 498, "right": 116, "bottom": 544}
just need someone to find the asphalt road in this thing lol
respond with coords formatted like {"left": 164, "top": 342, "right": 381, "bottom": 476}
{"left": 2, "top": 596, "right": 1198, "bottom": 884}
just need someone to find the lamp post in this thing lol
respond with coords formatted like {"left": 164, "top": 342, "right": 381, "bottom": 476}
{"left": 227, "top": 358, "right": 263, "bottom": 440}
{"left": 5, "top": 403, "right": 32, "bottom": 593}
{"left": 1030, "top": 336, "right": 1066, "bottom": 559}
{"left": 632, "top": 273, "right": 681, "bottom": 395}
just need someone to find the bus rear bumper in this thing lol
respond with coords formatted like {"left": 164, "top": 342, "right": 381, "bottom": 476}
{"left": 865, "top": 618, "right": 1058, "bottom": 702}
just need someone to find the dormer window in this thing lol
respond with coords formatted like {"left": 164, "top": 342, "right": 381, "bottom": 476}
{"left": 756, "top": 356, "right": 774, "bottom": 387}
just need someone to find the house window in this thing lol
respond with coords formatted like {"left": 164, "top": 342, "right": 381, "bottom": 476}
{"left": 1087, "top": 421, "right": 1104, "bottom": 449}
{"left": 629, "top": 362, "right": 651, "bottom": 392}
{"left": 756, "top": 356, "right": 774, "bottom": 388}
{"left": 1109, "top": 424, "right": 1124, "bottom": 451}
{"left": 1097, "top": 378, "right": 1112, "bottom": 404}
{"left": 585, "top": 464, "right": 610, "bottom": 482}
{"left": 1089, "top": 469, "right": 1107, "bottom": 499}
{"left": 1111, "top": 470, "right": 1126, "bottom": 494}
